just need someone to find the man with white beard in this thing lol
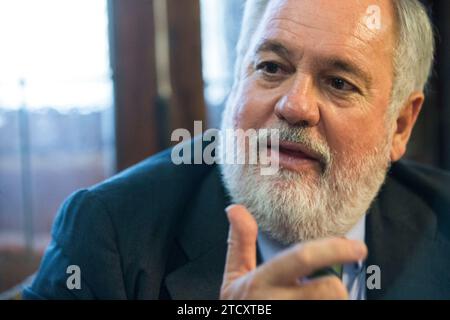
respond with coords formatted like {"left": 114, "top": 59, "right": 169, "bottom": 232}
{"left": 24, "top": 0, "right": 450, "bottom": 300}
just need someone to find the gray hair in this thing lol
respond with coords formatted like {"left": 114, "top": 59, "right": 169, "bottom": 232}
{"left": 234, "top": 0, "right": 435, "bottom": 117}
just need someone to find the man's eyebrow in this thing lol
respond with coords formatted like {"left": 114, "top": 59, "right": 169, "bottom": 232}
{"left": 254, "top": 40, "right": 294, "bottom": 61}
{"left": 321, "top": 57, "right": 373, "bottom": 87}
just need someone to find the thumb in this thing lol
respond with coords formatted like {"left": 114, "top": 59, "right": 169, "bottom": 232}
{"left": 223, "top": 204, "right": 258, "bottom": 285}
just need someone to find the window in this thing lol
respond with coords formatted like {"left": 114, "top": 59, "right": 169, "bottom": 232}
{"left": 200, "top": 0, "right": 243, "bottom": 127}
{"left": 0, "top": 0, "right": 114, "bottom": 264}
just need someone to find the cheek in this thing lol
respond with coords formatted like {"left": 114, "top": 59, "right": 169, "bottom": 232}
{"left": 321, "top": 104, "right": 389, "bottom": 161}
{"left": 231, "top": 80, "right": 280, "bottom": 130}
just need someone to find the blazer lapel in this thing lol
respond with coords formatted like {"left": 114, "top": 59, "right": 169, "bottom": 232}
{"left": 165, "top": 166, "right": 231, "bottom": 299}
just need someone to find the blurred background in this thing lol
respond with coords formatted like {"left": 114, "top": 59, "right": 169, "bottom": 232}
{"left": 0, "top": 0, "right": 448, "bottom": 295}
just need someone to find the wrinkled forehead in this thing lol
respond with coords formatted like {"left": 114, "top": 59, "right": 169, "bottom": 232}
{"left": 251, "top": 0, "right": 396, "bottom": 59}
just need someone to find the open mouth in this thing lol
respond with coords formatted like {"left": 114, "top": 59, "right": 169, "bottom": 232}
{"left": 267, "top": 140, "right": 323, "bottom": 172}
{"left": 278, "top": 142, "right": 318, "bottom": 161}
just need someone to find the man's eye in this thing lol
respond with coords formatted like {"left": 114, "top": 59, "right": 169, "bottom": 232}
{"left": 328, "top": 77, "right": 356, "bottom": 92}
{"left": 256, "top": 61, "right": 282, "bottom": 75}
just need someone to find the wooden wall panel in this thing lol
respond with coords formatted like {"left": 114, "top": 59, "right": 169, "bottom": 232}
{"left": 109, "top": 0, "right": 160, "bottom": 171}
{"left": 166, "top": 0, "right": 206, "bottom": 136}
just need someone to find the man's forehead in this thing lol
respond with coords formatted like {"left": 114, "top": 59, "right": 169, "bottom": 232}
{"left": 246, "top": 0, "right": 396, "bottom": 79}
{"left": 259, "top": 0, "right": 395, "bottom": 49}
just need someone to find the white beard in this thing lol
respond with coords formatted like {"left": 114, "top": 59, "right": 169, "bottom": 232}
{"left": 219, "top": 111, "right": 391, "bottom": 245}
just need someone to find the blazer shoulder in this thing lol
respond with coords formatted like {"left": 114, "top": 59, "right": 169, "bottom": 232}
{"left": 93, "top": 142, "right": 213, "bottom": 195}
{"left": 25, "top": 188, "right": 128, "bottom": 299}
{"left": 392, "top": 160, "right": 450, "bottom": 199}
{"left": 77, "top": 139, "right": 215, "bottom": 242}
{"left": 389, "top": 160, "right": 450, "bottom": 238}
{"left": 87, "top": 139, "right": 214, "bottom": 213}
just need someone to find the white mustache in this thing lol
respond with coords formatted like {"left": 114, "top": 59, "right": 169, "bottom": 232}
{"left": 258, "top": 124, "right": 332, "bottom": 169}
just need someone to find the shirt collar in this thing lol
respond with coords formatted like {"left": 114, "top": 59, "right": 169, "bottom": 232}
{"left": 258, "top": 214, "right": 366, "bottom": 265}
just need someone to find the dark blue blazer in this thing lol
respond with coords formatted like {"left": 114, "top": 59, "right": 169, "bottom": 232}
{"left": 23, "top": 141, "right": 450, "bottom": 299}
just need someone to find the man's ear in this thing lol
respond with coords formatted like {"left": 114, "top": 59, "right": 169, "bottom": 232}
{"left": 390, "top": 92, "right": 424, "bottom": 162}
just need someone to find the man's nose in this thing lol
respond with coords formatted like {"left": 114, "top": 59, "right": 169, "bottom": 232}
{"left": 274, "top": 74, "right": 320, "bottom": 127}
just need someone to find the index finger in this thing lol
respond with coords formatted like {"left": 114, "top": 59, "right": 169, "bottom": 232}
{"left": 257, "top": 237, "right": 367, "bottom": 286}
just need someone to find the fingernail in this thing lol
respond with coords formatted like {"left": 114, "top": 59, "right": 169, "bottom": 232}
{"left": 225, "top": 205, "right": 233, "bottom": 213}
{"left": 225, "top": 204, "right": 236, "bottom": 215}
